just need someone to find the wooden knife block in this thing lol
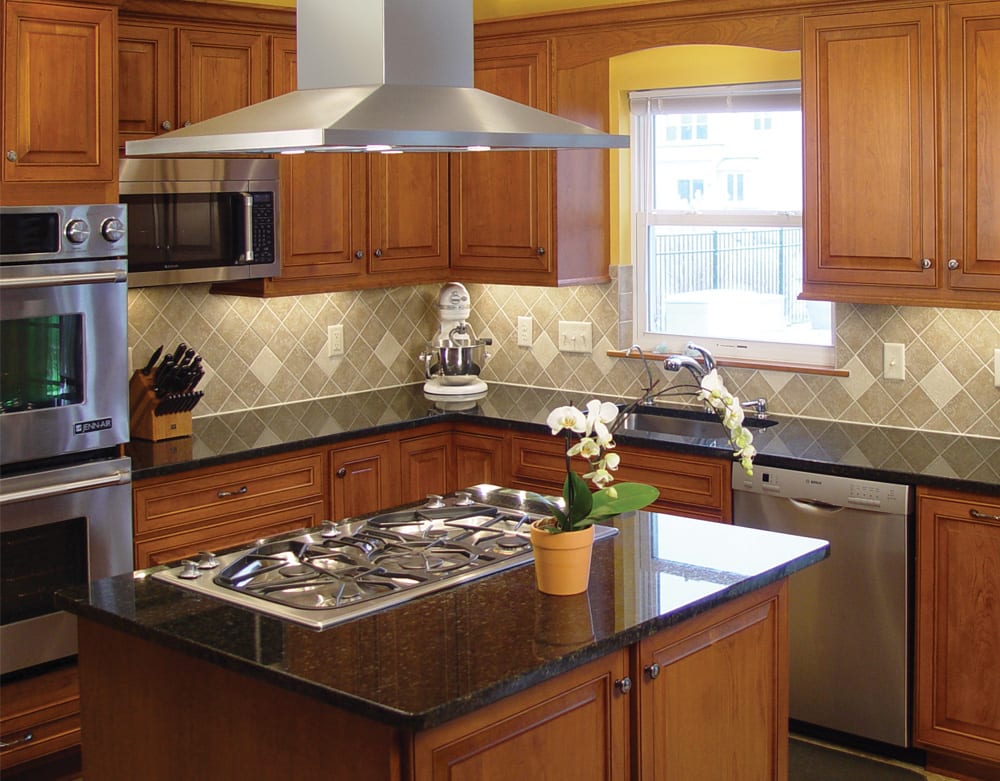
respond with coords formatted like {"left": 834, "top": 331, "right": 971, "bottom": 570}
{"left": 129, "top": 372, "right": 193, "bottom": 441}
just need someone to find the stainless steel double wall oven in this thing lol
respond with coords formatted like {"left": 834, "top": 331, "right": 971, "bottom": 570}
{"left": 0, "top": 204, "right": 133, "bottom": 676}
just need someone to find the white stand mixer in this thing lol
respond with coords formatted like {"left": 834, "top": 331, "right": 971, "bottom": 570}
{"left": 420, "top": 283, "right": 491, "bottom": 401}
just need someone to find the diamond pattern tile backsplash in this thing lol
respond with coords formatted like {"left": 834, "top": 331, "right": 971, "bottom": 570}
{"left": 127, "top": 269, "right": 1000, "bottom": 439}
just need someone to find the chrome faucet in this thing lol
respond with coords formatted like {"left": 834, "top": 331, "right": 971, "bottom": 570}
{"left": 741, "top": 397, "right": 768, "bottom": 418}
{"left": 662, "top": 354, "right": 707, "bottom": 383}
{"left": 684, "top": 343, "right": 716, "bottom": 373}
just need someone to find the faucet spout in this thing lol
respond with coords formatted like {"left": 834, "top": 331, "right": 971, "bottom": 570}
{"left": 684, "top": 343, "right": 716, "bottom": 373}
{"left": 662, "top": 354, "right": 706, "bottom": 384}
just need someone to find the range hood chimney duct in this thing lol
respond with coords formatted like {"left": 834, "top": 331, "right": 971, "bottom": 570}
{"left": 124, "top": 0, "right": 628, "bottom": 156}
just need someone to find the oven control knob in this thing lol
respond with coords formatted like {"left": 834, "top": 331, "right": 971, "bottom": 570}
{"left": 454, "top": 491, "right": 474, "bottom": 506}
{"left": 425, "top": 494, "right": 445, "bottom": 509}
{"left": 65, "top": 219, "right": 91, "bottom": 244}
{"left": 101, "top": 217, "right": 126, "bottom": 243}
{"left": 178, "top": 560, "right": 202, "bottom": 579}
{"left": 196, "top": 551, "right": 219, "bottom": 569}
{"left": 320, "top": 520, "right": 339, "bottom": 538}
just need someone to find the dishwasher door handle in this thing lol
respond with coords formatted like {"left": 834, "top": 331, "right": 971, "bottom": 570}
{"left": 786, "top": 497, "right": 845, "bottom": 513}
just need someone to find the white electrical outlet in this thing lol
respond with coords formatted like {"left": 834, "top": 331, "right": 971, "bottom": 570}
{"left": 994, "top": 348, "right": 1000, "bottom": 388}
{"left": 517, "top": 316, "right": 533, "bottom": 347}
{"left": 558, "top": 320, "right": 592, "bottom": 353}
{"left": 327, "top": 324, "right": 344, "bottom": 357}
{"left": 883, "top": 342, "right": 905, "bottom": 381}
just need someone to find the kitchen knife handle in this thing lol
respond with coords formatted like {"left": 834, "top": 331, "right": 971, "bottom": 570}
{"left": 141, "top": 345, "right": 163, "bottom": 375}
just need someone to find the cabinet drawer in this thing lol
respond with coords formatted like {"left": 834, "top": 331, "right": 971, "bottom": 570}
{"left": 0, "top": 665, "right": 80, "bottom": 771}
{"left": 134, "top": 450, "right": 325, "bottom": 536}
{"left": 510, "top": 434, "right": 730, "bottom": 521}
{"left": 136, "top": 500, "right": 326, "bottom": 568}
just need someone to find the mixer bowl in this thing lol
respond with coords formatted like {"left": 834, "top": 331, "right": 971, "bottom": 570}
{"left": 421, "top": 341, "right": 489, "bottom": 381}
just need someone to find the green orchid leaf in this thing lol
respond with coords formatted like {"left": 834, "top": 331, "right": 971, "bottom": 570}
{"left": 585, "top": 483, "right": 660, "bottom": 519}
{"left": 563, "top": 471, "right": 593, "bottom": 526}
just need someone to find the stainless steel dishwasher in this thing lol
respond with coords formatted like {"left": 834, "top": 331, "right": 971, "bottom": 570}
{"left": 732, "top": 463, "right": 914, "bottom": 747}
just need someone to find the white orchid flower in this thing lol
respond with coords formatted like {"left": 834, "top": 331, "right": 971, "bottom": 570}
{"left": 568, "top": 436, "right": 601, "bottom": 459}
{"left": 584, "top": 466, "right": 615, "bottom": 488}
{"left": 583, "top": 399, "right": 619, "bottom": 446}
{"left": 546, "top": 405, "right": 586, "bottom": 435}
{"left": 601, "top": 452, "right": 621, "bottom": 472}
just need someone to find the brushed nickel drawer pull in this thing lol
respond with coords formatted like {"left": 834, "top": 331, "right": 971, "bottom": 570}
{"left": 336, "top": 467, "right": 347, "bottom": 478}
{"left": 217, "top": 485, "right": 248, "bottom": 498}
{"left": 645, "top": 662, "right": 661, "bottom": 680}
{"left": 1, "top": 731, "right": 33, "bottom": 748}
{"left": 970, "top": 508, "right": 1000, "bottom": 521}
{"left": 614, "top": 677, "right": 632, "bottom": 694}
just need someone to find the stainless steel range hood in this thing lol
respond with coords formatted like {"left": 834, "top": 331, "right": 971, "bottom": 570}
{"left": 124, "top": 0, "right": 628, "bottom": 156}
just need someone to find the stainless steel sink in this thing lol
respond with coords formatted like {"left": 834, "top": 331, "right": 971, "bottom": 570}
{"left": 621, "top": 406, "right": 776, "bottom": 440}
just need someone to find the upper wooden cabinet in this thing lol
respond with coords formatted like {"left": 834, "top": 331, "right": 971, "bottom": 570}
{"left": 1, "top": 0, "right": 117, "bottom": 205}
{"left": 915, "top": 487, "right": 1000, "bottom": 775}
{"left": 118, "top": 18, "right": 265, "bottom": 151}
{"left": 802, "top": 2, "right": 1000, "bottom": 309}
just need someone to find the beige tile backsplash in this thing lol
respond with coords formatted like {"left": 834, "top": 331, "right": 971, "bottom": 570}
{"left": 127, "top": 270, "right": 1000, "bottom": 439}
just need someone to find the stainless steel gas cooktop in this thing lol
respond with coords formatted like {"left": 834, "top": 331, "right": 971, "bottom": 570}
{"left": 151, "top": 489, "right": 618, "bottom": 629}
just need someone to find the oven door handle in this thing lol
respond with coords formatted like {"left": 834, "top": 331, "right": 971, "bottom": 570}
{"left": 0, "top": 270, "right": 128, "bottom": 290}
{"left": 0, "top": 469, "right": 131, "bottom": 505}
{"left": 240, "top": 193, "right": 254, "bottom": 263}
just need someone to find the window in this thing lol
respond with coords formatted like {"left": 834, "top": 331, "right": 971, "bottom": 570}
{"left": 631, "top": 82, "right": 833, "bottom": 367}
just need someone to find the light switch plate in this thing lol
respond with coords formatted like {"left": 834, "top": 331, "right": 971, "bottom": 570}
{"left": 558, "top": 320, "right": 592, "bottom": 353}
{"left": 517, "top": 316, "right": 533, "bottom": 347}
{"left": 327, "top": 324, "right": 344, "bottom": 357}
{"left": 883, "top": 342, "right": 905, "bottom": 381}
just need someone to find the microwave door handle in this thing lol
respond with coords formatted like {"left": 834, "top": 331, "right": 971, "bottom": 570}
{"left": 0, "top": 469, "right": 131, "bottom": 506}
{"left": 0, "top": 270, "right": 127, "bottom": 290}
{"left": 241, "top": 193, "right": 254, "bottom": 263}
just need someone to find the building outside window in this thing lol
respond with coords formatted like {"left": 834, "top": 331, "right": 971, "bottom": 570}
{"left": 631, "top": 81, "right": 833, "bottom": 367}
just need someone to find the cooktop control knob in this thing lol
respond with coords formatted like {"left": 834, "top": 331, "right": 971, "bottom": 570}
{"left": 178, "top": 560, "right": 202, "bottom": 579}
{"left": 454, "top": 491, "right": 474, "bottom": 506}
{"left": 320, "top": 520, "right": 339, "bottom": 538}
{"left": 196, "top": 551, "right": 219, "bottom": 569}
{"left": 425, "top": 494, "right": 445, "bottom": 509}
{"left": 65, "top": 219, "right": 90, "bottom": 244}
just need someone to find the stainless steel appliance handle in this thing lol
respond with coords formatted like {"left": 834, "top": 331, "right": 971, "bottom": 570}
{"left": 242, "top": 193, "right": 254, "bottom": 263}
{"left": 0, "top": 470, "right": 130, "bottom": 505}
{"left": 0, "top": 270, "right": 127, "bottom": 289}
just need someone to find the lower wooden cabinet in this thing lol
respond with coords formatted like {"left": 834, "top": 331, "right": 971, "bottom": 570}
{"left": 400, "top": 428, "right": 454, "bottom": 504}
{"left": 411, "top": 650, "right": 630, "bottom": 781}
{"left": 634, "top": 580, "right": 788, "bottom": 780}
{"left": 915, "top": 487, "right": 1000, "bottom": 776}
{"left": 0, "top": 663, "right": 80, "bottom": 774}
{"left": 331, "top": 436, "right": 398, "bottom": 520}
{"left": 509, "top": 432, "right": 732, "bottom": 521}
{"left": 453, "top": 426, "right": 508, "bottom": 490}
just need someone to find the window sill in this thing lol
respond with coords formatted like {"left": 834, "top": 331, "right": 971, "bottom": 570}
{"left": 607, "top": 350, "right": 848, "bottom": 377}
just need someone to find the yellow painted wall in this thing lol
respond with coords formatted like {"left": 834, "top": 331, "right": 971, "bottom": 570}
{"left": 608, "top": 46, "right": 800, "bottom": 265}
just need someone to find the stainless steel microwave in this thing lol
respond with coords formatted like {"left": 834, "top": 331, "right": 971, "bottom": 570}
{"left": 119, "top": 158, "right": 279, "bottom": 287}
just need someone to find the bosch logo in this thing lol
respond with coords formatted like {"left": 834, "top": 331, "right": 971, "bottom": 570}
{"left": 75, "top": 418, "right": 113, "bottom": 434}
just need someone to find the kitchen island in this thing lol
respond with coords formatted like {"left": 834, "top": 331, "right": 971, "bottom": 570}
{"left": 59, "top": 488, "right": 828, "bottom": 780}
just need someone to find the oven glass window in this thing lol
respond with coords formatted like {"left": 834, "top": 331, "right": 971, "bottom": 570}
{"left": 1, "top": 517, "right": 87, "bottom": 625}
{"left": 0, "top": 314, "right": 84, "bottom": 413}
{"left": 124, "top": 193, "right": 243, "bottom": 270}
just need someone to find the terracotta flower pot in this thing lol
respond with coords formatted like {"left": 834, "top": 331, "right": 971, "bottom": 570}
{"left": 529, "top": 519, "right": 595, "bottom": 596}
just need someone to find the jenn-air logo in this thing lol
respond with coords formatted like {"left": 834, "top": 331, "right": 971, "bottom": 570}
{"left": 75, "top": 418, "right": 113, "bottom": 434}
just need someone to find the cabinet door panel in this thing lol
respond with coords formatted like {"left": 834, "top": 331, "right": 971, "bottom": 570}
{"left": 453, "top": 429, "right": 507, "bottom": 489}
{"left": 802, "top": 9, "right": 936, "bottom": 290}
{"left": 946, "top": 5, "right": 1000, "bottom": 296}
{"left": 331, "top": 440, "right": 398, "bottom": 520}
{"left": 177, "top": 28, "right": 264, "bottom": 126}
{"left": 2, "top": 1, "right": 114, "bottom": 183}
{"left": 400, "top": 432, "right": 453, "bottom": 504}
{"left": 450, "top": 41, "right": 552, "bottom": 276}
{"left": 118, "top": 23, "right": 174, "bottom": 146}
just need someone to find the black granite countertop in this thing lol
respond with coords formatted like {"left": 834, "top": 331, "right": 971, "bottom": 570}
{"left": 57, "top": 488, "right": 829, "bottom": 730}
{"left": 127, "top": 383, "right": 1000, "bottom": 496}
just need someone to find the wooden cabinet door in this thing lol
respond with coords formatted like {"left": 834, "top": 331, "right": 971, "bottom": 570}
{"left": 1, "top": 0, "right": 115, "bottom": 186}
{"left": 411, "top": 650, "right": 629, "bottom": 780}
{"left": 453, "top": 428, "right": 508, "bottom": 490}
{"left": 915, "top": 488, "right": 1000, "bottom": 766}
{"left": 330, "top": 439, "right": 398, "bottom": 520}
{"left": 943, "top": 2, "right": 1000, "bottom": 302}
{"left": 399, "top": 430, "right": 453, "bottom": 504}
{"left": 450, "top": 40, "right": 553, "bottom": 281}
{"left": 176, "top": 27, "right": 264, "bottom": 127}
{"left": 0, "top": 663, "right": 79, "bottom": 773}
{"left": 802, "top": 8, "right": 937, "bottom": 300}
{"left": 118, "top": 23, "right": 174, "bottom": 148}
{"left": 368, "top": 152, "right": 450, "bottom": 279}
{"left": 636, "top": 581, "right": 788, "bottom": 781}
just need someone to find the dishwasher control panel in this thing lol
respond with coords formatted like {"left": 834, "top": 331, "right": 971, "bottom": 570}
{"left": 732, "top": 463, "right": 912, "bottom": 515}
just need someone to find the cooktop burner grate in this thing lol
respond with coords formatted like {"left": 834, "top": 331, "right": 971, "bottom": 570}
{"left": 150, "top": 490, "right": 618, "bottom": 630}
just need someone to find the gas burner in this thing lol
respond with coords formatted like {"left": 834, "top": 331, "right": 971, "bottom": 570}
{"left": 152, "top": 490, "right": 618, "bottom": 630}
